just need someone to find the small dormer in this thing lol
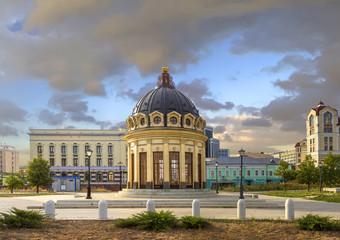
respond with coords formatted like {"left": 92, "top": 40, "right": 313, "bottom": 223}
{"left": 183, "top": 113, "right": 196, "bottom": 130}
{"left": 135, "top": 113, "right": 149, "bottom": 129}
{"left": 167, "top": 111, "right": 181, "bottom": 128}
{"left": 149, "top": 111, "right": 164, "bottom": 127}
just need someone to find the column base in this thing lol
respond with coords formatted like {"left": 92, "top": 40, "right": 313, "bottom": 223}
{"left": 146, "top": 182, "right": 152, "bottom": 189}
{"left": 194, "top": 182, "right": 199, "bottom": 189}
{"left": 127, "top": 181, "right": 131, "bottom": 189}
{"left": 180, "top": 182, "right": 186, "bottom": 189}
{"left": 163, "top": 182, "right": 170, "bottom": 189}
{"left": 133, "top": 182, "right": 138, "bottom": 189}
{"left": 203, "top": 182, "right": 207, "bottom": 189}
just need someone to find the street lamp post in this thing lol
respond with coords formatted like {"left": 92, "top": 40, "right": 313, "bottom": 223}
{"left": 319, "top": 161, "right": 323, "bottom": 192}
{"left": 215, "top": 162, "right": 219, "bottom": 194}
{"left": 239, "top": 148, "right": 245, "bottom": 199}
{"left": 86, "top": 149, "right": 93, "bottom": 199}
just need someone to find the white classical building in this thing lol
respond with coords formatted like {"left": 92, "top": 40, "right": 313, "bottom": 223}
{"left": 28, "top": 129, "right": 128, "bottom": 188}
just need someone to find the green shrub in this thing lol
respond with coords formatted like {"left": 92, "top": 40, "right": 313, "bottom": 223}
{"left": 296, "top": 214, "right": 338, "bottom": 231}
{"left": 115, "top": 210, "right": 178, "bottom": 231}
{"left": 180, "top": 216, "right": 211, "bottom": 229}
{"left": 0, "top": 207, "right": 46, "bottom": 228}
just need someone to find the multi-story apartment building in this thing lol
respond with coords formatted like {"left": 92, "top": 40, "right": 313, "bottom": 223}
{"left": 205, "top": 127, "right": 220, "bottom": 159}
{"left": 295, "top": 139, "right": 307, "bottom": 169}
{"left": 28, "top": 129, "right": 128, "bottom": 188}
{"left": 280, "top": 150, "right": 296, "bottom": 165}
{"left": 306, "top": 101, "right": 340, "bottom": 164}
{"left": 0, "top": 145, "right": 19, "bottom": 173}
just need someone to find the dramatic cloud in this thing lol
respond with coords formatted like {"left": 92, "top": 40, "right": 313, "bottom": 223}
{"left": 242, "top": 117, "right": 272, "bottom": 127}
{"left": 117, "top": 82, "right": 155, "bottom": 102}
{"left": 177, "top": 78, "right": 234, "bottom": 111}
{"left": 0, "top": 99, "right": 27, "bottom": 123}
{"left": 38, "top": 109, "right": 65, "bottom": 126}
{"left": 0, "top": 123, "right": 19, "bottom": 136}
{"left": 214, "top": 125, "right": 226, "bottom": 134}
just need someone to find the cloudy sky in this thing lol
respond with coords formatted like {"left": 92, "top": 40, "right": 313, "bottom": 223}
{"left": 1, "top": 0, "right": 340, "bottom": 164}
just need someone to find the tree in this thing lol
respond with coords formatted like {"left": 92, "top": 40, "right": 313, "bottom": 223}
{"left": 321, "top": 153, "right": 340, "bottom": 187}
{"left": 297, "top": 155, "right": 318, "bottom": 191}
{"left": 5, "top": 173, "right": 24, "bottom": 193}
{"left": 26, "top": 156, "right": 54, "bottom": 193}
{"left": 274, "top": 160, "right": 296, "bottom": 191}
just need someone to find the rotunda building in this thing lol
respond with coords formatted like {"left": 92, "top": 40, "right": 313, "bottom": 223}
{"left": 124, "top": 67, "right": 208, "bottom": 189}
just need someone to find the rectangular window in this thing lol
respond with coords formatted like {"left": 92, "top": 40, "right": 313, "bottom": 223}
{"left": 61, "top": 146, "right": 66, "bottom": 154}
{"left": 329, "top": 137, "right": 333, "bottom": 151}
{"left": 185, "top": 153, "right": 193, "bottom": 186}
{"left": 108, "top": 145, "right": 113, "bottom": 154}
{"left": 153, "top": 152, "right": 164, "bottom": 187}
{"left": 85, "top": 145, "right": 90, "bottom": 154}
{"left": 49, "top": 158, "right": 54, "bottom": 166}
{"left": 85, "top": 158, "right": 89, "bottom": 166}
{"left": 324, "top": 127, "right": 332, "bottom": 133}
{"left": 37, "top": 146, "right": 42, "bottom": 154}
{"left": 96, "top": 146, "right": 102, "bottom": 154}
{"left": 269, "top": 171, "right": 273, "bottom": 176}
{"left": 170, "top": 152, "right": 180, "bottom": 187}
{"left": 247, "top": 170, "right": 251, "bottom": 176}
{"left": 96, "top": 158, "right": 102, "bottom": 166}
{"left": 108, "top": 158, "right": 113, "bottom": 166}
{"left": 218, "top": 170, "right": 222, "bottom": 177}
{"left": 73, "top": 158, "right": 78, "bottom": 166}
{"left": 49, "top": 146, "right": 54, "bottom": 154}
{"left": 73, "top": 146, "right": 78, "bottom": 154}
{"left": 225, "top": 170, "right": 229, "bottom": 177}
{"left": 255, "top": 170, "right": 259, "bottom": 176}
{"left": 261, "top": 170, "right": 265, "bottom": 176}
{"left": 211, "top": 170, "right": 214, "bottom": 177}
{"left": 233, "top": 170, "right": 237, "bottom": 177}
{"left": 324, "top": 137, "right": 328, "bottom": 151}
{"left": 61, "top": 158, "right": 66, "bottom": 166}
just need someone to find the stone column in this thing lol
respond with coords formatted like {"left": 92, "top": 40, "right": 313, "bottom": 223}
{"left": 127, "top": 143, "right": 132, "bottom": 189}
{"left": 163, "top": 138, "right": 170, "bottom": 189}
{"left": 146, "top": 139, "right": 153, "bottom": 189}
{"left": 133, "top": 141, "right": 139, "bottom": 189}
{"left": 193, "top": 142, "right": 199, "bottom": 189}
{"left": 180, "top": 139, "right": 186, "bottom": 189}
{"left": 202, "top": 144, "right": 207, "bottom": 189}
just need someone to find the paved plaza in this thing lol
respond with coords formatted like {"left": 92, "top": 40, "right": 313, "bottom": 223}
{"left": 0, "top": 192, "right": 339, "bottom": 220}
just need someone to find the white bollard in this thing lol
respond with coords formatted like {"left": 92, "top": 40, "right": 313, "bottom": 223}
{"left": 285, "top": 198, "right": 294, "bottom": 220}
{"left": 45, "top": 200, "right": 55, "bottom": 220}
{"left": 146, "top": 199, "right": 155, "bottom": 212}
{"left": 237, "top": 199, "right": 246, "bottom": 219}
{"left": 192, "top": 199, "right": 200, "bottom": 217}
{"left": 98, "top": 200, "right": 108, "bottom": 220}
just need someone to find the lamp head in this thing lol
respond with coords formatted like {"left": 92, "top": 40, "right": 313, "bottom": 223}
{"left": 86, "top": 149, "right": 93, "bottom": 157}
{"left": 239, "top": 148, "right": 245, "bottom": 157}
{"left": 215, "top": 161, "right": 219, "bottom": 167}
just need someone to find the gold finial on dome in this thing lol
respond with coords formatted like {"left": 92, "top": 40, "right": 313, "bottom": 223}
{"left": 162, "top": 66, "right": 168, "bottom": 73}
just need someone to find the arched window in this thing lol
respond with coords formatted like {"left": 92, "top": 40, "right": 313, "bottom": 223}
{"left": 324, "top": 112, "right": 332, "bottom": 124}
{"left": 309, "top": 115, "right": 314, "bottom": 127}
{"left": 73, "top": 172, "right": 79, "bottom": 177}
{"left": 61, "top": 172, "right": 67, "bottom": 177}
{"left": 108, "top": 172, "right": 114, "bottom": 181}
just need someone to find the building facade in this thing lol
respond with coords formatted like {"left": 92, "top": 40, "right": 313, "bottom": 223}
{"left": 124, "top": 67, "right": 208, "bottom": 189}
{"left": 0, "top": 145, "right": 19, "bottom": 174}
{"left": 28, "top": 129, "right": 128, "bottom": 188}
{"left": 219, "top": 149, "right": 230, "bottom": 157}
{"left": 280, "top": 150, "right": 296, "bottom": 165}
{"left": 306, "top": 101, "right": 340, "bottom": 164}
{"left": 206, "top": 157, "right": 282, "bottom": 188}
{"left": 205, "top": 127, "right": 220, "bottom": 159}
{"left": 295, "top": 139, "right": 307, "bottom": 169}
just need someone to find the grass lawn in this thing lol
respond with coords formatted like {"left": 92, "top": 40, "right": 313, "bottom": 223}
{"left": 260, "top": 191, "right": 340, "bottom": 203}
{"left": 1, "top": 220, "right": 339, "bottom": 240}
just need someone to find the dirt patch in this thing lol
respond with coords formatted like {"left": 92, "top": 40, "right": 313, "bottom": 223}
{"left": 0, "top": 220, "right": 339, "bottom": 240}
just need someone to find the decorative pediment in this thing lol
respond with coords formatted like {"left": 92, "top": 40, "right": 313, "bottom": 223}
{"left": 183, "top": 113, "right": 196, "bottom": 129}
{"left": 149, "top": 111, "right": 165, "bottom": 127}
{"left": 135, "top": 113, "right": 148, "bottom": 129}
{"left": 167, "top": 111, "right": 181, "bottom": 128}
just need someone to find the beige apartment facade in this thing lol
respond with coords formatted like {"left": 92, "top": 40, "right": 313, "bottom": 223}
{"left": 0, "top": 145, "right": 19, "bottom": 173}
{"left": 306, "top": 101, "right": 340, "bottom": 164}
{"left": 28, "top": 129, "right": 128, "bottom": 188}
{"left": 295, "top": 139, "right": 307, "bottom": 169}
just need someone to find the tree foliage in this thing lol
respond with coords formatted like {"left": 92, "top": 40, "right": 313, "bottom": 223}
{"left": 26, "top": 156, "right": 53, "bottom": 193}
{"left": 274, "top": 160, "right": 296, "bottom": 191}
{"left": 321, "top": 153, "right": 340, "bottom": 187}
{"left": 5, "top": 173, "right": 25, "bottom": 193}
{"left": 297, "top": 155, "right": 318, "bottom": 191}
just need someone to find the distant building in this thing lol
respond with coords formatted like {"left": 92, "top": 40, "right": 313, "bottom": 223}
{"left": 306, "top": 101, "right": 340, "bottom": 164}
{"left": 295, "top": 139, "right": 307, "bottom": 169}
{"left": 244, "top": 152, "right": 273, "bottom": 159}
{"left": 219, "top": 149, "right": 229, "bottom": 157}
{"left": 205, "top": 126, "right": 220, "bottom": 158}
{"left": 206, "top": 156, "right": 282, "bottom": 188}
{"left": 28, "top": 129, "right": 128, "bottom": 189}
{"left": 0, "top": 145, "right": 19, "bottom": 174}
{"left": 280, "top": 150, "right": 296, "bottom": 165}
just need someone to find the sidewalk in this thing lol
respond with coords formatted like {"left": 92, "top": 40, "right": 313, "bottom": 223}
{"left": 0, "top": 191, "right": 339, "bottom": 220}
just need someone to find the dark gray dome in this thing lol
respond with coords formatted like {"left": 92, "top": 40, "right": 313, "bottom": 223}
{"left": 132, "top": 70, "right": 199, "bottom": 117}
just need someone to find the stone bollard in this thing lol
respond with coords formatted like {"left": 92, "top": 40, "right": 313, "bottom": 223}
{"left": 98, "top": 200, "right": 108, "bottom": 220}
{"left": 285, "top": 198, "right": 294, "bottom": 220}
{"left": 237, "top": 199, "right": 246, "bottom": 219}
{"left": 146, "top": 199, "right": 155, "bottom": 212}
{"left": 45, "top": 200, "right": 55, "bottom": 220}
{"left": 192, "top": 199, "right": 200, "bottom": 217}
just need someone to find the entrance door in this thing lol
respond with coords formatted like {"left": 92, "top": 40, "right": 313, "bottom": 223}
{"left": 169, "top": 152, "right": 179, "bottom": 189}
{"left": 153, "top": 152, "right": 164, "bottom": 189}
{"left": 139, "top": 152, "right": 147, "bottom": 188}
{"left": 185, "top": 153, "right": 193, "bottom": 188}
